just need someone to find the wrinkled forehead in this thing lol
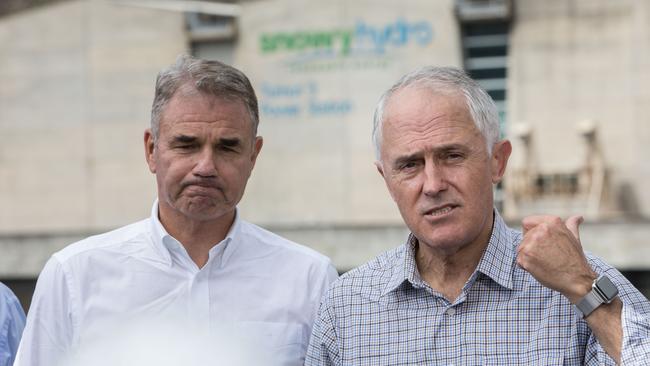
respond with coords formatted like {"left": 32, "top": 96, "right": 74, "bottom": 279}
{"left": 162, "top": 87, "right": 252, "bottom": 126}
{"left": 167, "top": 80, "right": 250, "bottom": 112}
{"left": 383, "top": 86, "right": 474, "bottom": 132}
{"left": 380, "top": 87, "right": 484, "bottom": 156}
{"left": 385, "top": 83, "right": 467, "bottom": 115}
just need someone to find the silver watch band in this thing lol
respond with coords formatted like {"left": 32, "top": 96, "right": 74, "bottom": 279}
{"left": 576, "top": 289, "right": 603, "bottom": 318}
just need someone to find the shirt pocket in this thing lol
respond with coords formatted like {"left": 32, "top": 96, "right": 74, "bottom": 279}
{"left": 233, "top": 321, "right": 307, "bottom": 365}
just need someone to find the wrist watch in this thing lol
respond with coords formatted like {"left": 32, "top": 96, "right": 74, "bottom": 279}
{"left": 575, "top": 275, "right": 619, "bottom": 318}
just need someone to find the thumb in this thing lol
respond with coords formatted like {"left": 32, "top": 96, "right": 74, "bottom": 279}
{"left": 521, "top": 215, "right": 546, "bottom": 236}
{"left": 565, "top": 215, "right": 584, "bottom": 241}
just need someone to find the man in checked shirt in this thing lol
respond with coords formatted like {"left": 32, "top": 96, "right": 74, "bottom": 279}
{"left": 305, "top": 67, "right": 650, "bottom": 365}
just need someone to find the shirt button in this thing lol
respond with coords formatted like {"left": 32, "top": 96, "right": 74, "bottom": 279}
{"left": 446, "top": 308, "right": 456, "bottom": 316}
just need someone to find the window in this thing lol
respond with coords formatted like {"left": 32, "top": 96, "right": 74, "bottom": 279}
{"left": 186, "top": 12, "right": 237, "bottom": 64}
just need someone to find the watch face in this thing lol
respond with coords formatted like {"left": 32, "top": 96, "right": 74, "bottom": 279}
{"left": 596, "top": 275, "right": 619, "bottom": 302}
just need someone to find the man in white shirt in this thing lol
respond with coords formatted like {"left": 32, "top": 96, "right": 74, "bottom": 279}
{"left": 15, "top": 55, "right": 338, "bottom": 366}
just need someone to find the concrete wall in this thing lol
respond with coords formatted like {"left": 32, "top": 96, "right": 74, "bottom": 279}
{"left": 0, "top": 0, "right": 466, "bottom": 276}
{"left": 235, "top": 0, "right": 463, "bottom": 226}
{"left": 0, "top": 0, "right": 186, "bottom": 235}
{"left": 507, "top": 0, "right": 650, "bottom": 217}
{"left": 2, "top": 0, "right": 650, "bottom": 278}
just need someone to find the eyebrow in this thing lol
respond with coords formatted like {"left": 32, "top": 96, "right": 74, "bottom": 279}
{"left": 436, "top": 143, "right": 468, "bottom": 153}
{"left": 170, "top": 135, "right": 242, "bottom": 146}
{"left": 171, "top": 134, "right": 197, "bottom": 144}
{"left": 218, "top": 137, "right": 241, "bottom": 147}
{"left": 393, "top": 153, "right": 422, "bottom": 168}
{"left": 392, "top": 143, "right": 469, "bottom": 165}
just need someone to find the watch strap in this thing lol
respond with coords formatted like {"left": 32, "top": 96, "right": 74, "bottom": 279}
{"left": 576, "top": 289, "right": 603, "bottom": 318}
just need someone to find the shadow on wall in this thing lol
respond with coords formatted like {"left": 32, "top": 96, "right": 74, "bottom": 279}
{"left": 0, "top": 0, "right": 69, "bottom": 17}
{"left": 620, "top": 271, "right": 650, "bottom": 301}
{"left": 2, "top": 279, "right": 36, "bottom": 313}
{"left": 618, "top": 182, "right": 641, "bottom": 218}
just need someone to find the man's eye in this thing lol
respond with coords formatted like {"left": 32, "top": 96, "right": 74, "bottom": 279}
{"left": 399, "top": 161, "right": 418, "bottom": 170}
{"left": 175, "top": 144, "right": 196, "bottom": 150}
{"left": 445, "top": 152, "right": 464, "bottom": 161}
{"left": 218, "top": 145, "right": 237, "bottom": 152}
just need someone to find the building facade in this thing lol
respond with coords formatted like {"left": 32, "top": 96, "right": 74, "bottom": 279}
{"left": 1, "top": 0, "right": 649, "bottom": 307}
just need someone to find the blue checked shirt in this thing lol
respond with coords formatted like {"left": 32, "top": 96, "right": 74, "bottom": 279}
{"left": 306, "top": 212, "right": 650, "bottom": 365}
{"left": 0, "top": 282, "right": 25, "bottom": 366}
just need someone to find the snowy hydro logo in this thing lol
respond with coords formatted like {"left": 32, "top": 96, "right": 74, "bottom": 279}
{"left": 259, "top": 18, "right": 433, "bottom": 57}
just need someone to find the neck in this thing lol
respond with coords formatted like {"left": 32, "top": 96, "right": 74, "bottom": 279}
{"left": 416, "top": 214, "right": 494, "bottom": 302}
{"left": 158, "top": 205, "right": 235, "bottom": 268}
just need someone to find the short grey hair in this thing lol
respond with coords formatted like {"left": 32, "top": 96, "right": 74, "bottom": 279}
{"left": 150, "top": 54, "right": 259, "bottom": 141}
{"left": 372, "top": 66, "right": 500, "bottom": 160}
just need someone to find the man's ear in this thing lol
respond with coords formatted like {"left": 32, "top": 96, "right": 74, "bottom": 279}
{"left": 491, "top": 139, "right": 512, "bottom": 184}
{"left": 250, "top": 136, "right": 263, "bottom": 166}
{"left": 375, "top": 160, "right": 399, "bottom": 203}
{"left": 375, "top": 160, "right": 385, "bottom": 179}
{"left": 144, "top": 129, "right": 157, "bottom": 174}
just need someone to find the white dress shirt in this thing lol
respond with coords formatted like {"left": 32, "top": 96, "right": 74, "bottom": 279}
{"left": 15, "top": 202, "right": 338, "bottom": 366}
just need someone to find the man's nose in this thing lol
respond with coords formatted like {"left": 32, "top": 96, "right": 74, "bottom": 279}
{"left": 192, "top": 147, "right": 218, "bottom": 178}
{"left": 422, "top": 162, "right": 448, "bottom": 196}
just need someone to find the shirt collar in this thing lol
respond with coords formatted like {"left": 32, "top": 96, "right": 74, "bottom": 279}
{"left": 475, "top": 210, "right": 515, "bottom": 290}
{"left": 148, "top": 200, "right": 242, "bottom": 268}
{"left": 381, "top": 234, "right": 424, "bottom": 296}
{"left": 381, "top": 209, "right": 515, "bottom": 296}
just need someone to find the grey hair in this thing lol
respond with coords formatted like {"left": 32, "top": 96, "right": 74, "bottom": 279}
{"left": 150, "top": 54, "right": 259, "bottom": 141}
{"left": 372, "top": 66, "right": 500, "bottom": 160}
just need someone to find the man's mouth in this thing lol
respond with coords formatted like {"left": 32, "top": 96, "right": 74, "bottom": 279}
{"left": 182, "top": 180, "right": 220, "bottom": 190}
{"left": 180, "top": 181, "right": 223, "bottom": 198}
{"left": 423, "top": 205, "right": 458, "bottom": 217}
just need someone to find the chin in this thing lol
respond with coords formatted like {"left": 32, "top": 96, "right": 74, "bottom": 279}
{"left": 417, "top": 225, "right": 477, "bottom": 250}
{"left": 420, "top": 237, "right": 464, "bottom": 251}
{"left": 184, "top": 207, "right": 231, "bottom": 221}
{"left": 174, "top": 200, "right": 225, "bottom": 220}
